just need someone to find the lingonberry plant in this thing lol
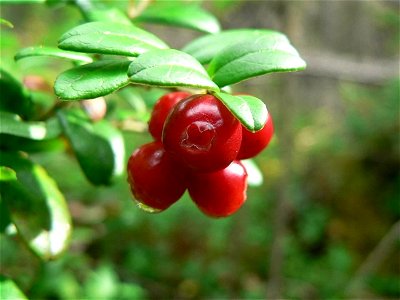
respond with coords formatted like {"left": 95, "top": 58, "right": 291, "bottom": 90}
{"left": 0, "top": 1, "right": 305, "bottom": 295}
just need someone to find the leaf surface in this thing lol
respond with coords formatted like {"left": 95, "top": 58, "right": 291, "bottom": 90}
{"left": 208, "top": 37, "right": 306, "bottom": 87}
{"left": 15, "top": 46, "right": 93, "bottom": 63}
{"left": 182, "top": 29, "right": 291, "bottom": 64}
{"left": 54, "top": 60, "right": 131, "bottom": 100}
{"left": 214, "top": 92, "right": 267, "bottom": 132}
{"left": 0, "top": 276, "right": 28, "bottom": 300}
{"left": 58, "top": 110, "right": 125, "bottom": 185}
{"left": 136, "top": 3, "right": 220, "bottom": 33}
{"left": 0, "top": 152, "right": 72, "bottom": 260}
{"left": 58, "top": 21, "right": 168, "bottom": 56}
{"left": 128, "top": 49, "right": 219, "bottom": 91}
{"left": 0, "top": 111, "right": 62, "bottom": 140}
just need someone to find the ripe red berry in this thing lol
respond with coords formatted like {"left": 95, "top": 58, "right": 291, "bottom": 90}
{"left": 162, "top": 94, "right": 242, "bottom": 172}
{"left": 188, "top": 160, "right": 248, "bottom": 217}
{"left": 148, "top": 91, "right": 191, "bottom": 141}
{"left": 127, "top": 141, "right": 187, "bottom": 212}
{"left": 237, "top": 112, "right": 274, "bottom": 160}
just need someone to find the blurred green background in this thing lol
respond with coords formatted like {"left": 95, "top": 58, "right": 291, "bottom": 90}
{"left": 1, "top": 1, "right": 399, "bottom": 299}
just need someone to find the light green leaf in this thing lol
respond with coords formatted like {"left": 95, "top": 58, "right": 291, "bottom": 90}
{"left": 58, "top": 21, "right": 169, "bottom": 56}
{"left": 241, "top": 159, "right": 263, "bottom": 187}
{"left": 136, "top": 3, "right": 220, "bottom": 34}
{"left": 54, "top": 60, "right": 131, "bottom": 100}
{"left": 15, "top": 46, "right": 93, "bottom": 63}
{"left": 0, "top": 152, "right": 72, "bottom": 260}
{"left": 84, "top": 6, "right": 132, "bottom": 25}
{"left": 182, "top": 29, "right": 292, "bottom": 64}
{"left": 0, "top": 111, "right": 62, "bottom": 140}
{"left": 128, "top": 49, "right": 219, "bottom": 91}
{"left": 208, "top": 37, "right": 306, "bottom": 87}
{"left": 0, "top": 166, "right": 17, "bottom": 181}
{"left": 213, "top": 92, "right": 267, "bottom": 132}
{"left": 0, "top": 276, "right": 28, "bottom": 300}
{"left": 58, "top": 109, "right": 125, "bottom": 185}
{"left": 0, "top": 18, "right": 14, "bottom": 28}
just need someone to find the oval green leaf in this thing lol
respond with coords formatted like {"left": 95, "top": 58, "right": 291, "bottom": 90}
{"left": 58, "top": 21, "right": 169, "bottom": 56}
{"left": 15, "top": 46, "right": 93, "bottom": 63}
{"left": 58, "top": 109, "right": 125, "bottom": 185}
{"left": 208, "top": 38, "right": 307, "bottom": 87}
{"left": 135, "top": 3, "right": 220, "bottom": 34}
{"left": 128, "top": 49, "right": 219, "bottom": 91}
{"left": 182, "top": 29, "right": 291, "bottom": 64}
{"left": 0, "top": 152, "right": 72, "bottom": 260}
{"left": 214, "top": 92, "right": 267, "bottom": 132}
{"left": 54, "top": 60, "right": 131, "bottom": 100}
{"left": 0, "top": 276, "right": 28, "bottom": 300}
{"left": 0, "top": 111, "right": 62, "bottom": 140}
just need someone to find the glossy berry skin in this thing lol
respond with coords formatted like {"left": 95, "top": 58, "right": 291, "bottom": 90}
{"left": 188, "top": 160, "right": 248, "bottom": 217}
{"left": 149, "top": 91, "right": 191, "bottom": 141}
{"left": 237, "top": 112, "right": 274, "bottom": 160}
{"left": 162, "top": 94, "right": 242, "bottom": 172}
{"left": 127, "top": 141, "right": 187, "bottom": 211}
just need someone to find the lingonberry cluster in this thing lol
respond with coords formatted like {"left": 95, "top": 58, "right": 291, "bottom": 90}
{"left": 127, "top": 91, "right": 274, "bottom": 217}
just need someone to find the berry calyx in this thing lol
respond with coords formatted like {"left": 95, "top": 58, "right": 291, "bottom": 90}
{"left": 162, "top": 94, "right": 242, "bottom": 172}
{"left": 148, "top": 91, "right": 191, "bottom": 141}
{"left": 188, "top": 160, "right": 248, "bottom": 217}
{"left": 237, "top": 112, "right": 274, "bottom": 159}
{"left": 127, "top": 141, "right": 188, "bottom": 211}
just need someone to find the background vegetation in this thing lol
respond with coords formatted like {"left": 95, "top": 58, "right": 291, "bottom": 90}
{"left": 1, "top": 1, "right": 399, "bottom": 299}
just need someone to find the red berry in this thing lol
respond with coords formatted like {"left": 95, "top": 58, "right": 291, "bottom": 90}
{"left": 162, "top": 94, "right": 242, "bottom": 172}
{"left": 237, "top": 112, "right": 274, "bottom": 159}
{"left": 188, "top": 160, "right": 248, "bottom": 217}
{"left": 127, "top": 141, "right": 187, "bottom": 211}
{"left": 148, "top": 91, "right": 191, "bottom": 140}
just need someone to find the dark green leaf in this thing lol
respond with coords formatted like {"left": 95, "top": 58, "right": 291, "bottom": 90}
{"left": 0, "top": 69, "right": 32, "bottom": 118}
{"left": 15, "top": 46, "right": 93, "bottom": 63}
{"left": 128, "top": 49, "right": 219, "bottom": 91}
{"left": 54, "top": 60, "right": 131, "bottom": 100}
{"left": 136, "top": 3, "right": 220, "bottom": 34}
{"left": 0, "top": 152, "right": 72, "bottom": 260}
{"left": 0, "top": 112, "right": 62, "bottom": 140}
{"left": 0, "top": 276, "right": 28, "bottom": 300}
{"left": 208, "top": 38, "right": 306, "bottom": 87}
{"left": 58, "top": 21, "right": 168, "bottom": 56}
{"left": 58, "top": 109, "right": 125, "bottom": 185}
{"left": 182, "top": 29, "right": 292, "bottom": 64}
{"left": 214, "top": 92, "right": 267, "bottom": 132}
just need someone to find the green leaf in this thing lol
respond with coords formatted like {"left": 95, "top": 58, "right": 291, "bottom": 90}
{"left": 58, "top": 21, "right": 169, "bottom": 57}
{"left": 213, "top": 92, "right": 267, "bottom": 132}
{"left": 0, "top": 111, "right": 62, "bottom": 140}
{"left": 0, "top": 166, "right": 17, "bottom": 181}
{"left": 58, "top": 109, "right": 125, "bottom": 185}
{"left": 136, "top": 3, "right": 220, "bottom": 34}
{"left": 0, "top": 18, "right": 14, "bottom": 28}
{"left": 15, "top": 46, "right": 93, "bottom": 63}
{"left": 54, "top": 60, "right": 131, "bottom": 100}
{"left": 241, "top": 159, "right": 263, "bottom": 187}
{"left": 208, "top": 37, "right": 306, "bottom": 87}
{"left": 128, "top": 49, "right": 219, "bottom": 91}
{"left": 0, "top": 152, "right": 72, "bottom": 260}
{"left": 82, "top": 5, "right": 132, "bottom": 25}
{"left": 182, "top": 29, "right": 292, "bottom": 64}
{"left": 0, "top": 69, "right": 32, "bottom": 118}
{"left": 0, "top": 276, "right": 28, "bottom": 300}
